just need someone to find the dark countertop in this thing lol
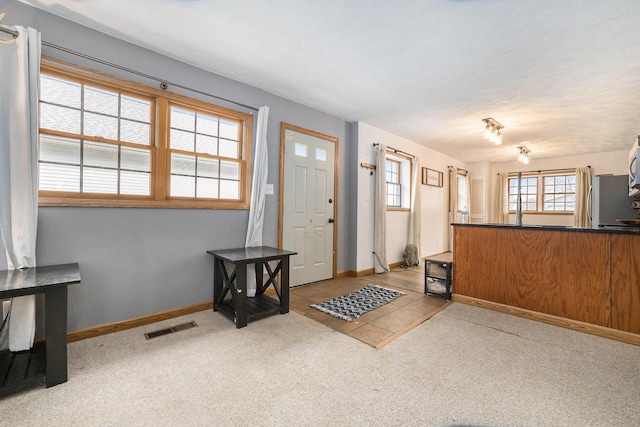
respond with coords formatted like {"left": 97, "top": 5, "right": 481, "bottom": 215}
{"left": 452, "top": 223, "right": 640, "bottom": 235}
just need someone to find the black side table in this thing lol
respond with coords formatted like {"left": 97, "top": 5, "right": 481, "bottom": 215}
{"left": 424, "top": 252, "right": 452, "bottom": 300}
{"left": 207, "top": 246, "right": 296, "bottom": 328}
{"left": 0, "top": 263, "right": 81, "bottom": 396}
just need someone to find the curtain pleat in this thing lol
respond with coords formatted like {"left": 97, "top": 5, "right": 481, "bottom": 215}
{"left": 244, "top": 106, "right": 269, "bottom": 297}
{"left": 574, "top": 167, "right": 592, "bottom": 228}
{"left": 408, "top": 157, "right": 421, "bottom": 260}
{"left": 496, "top": 173, "right": 509, "bottom": 224}
{"left": 373, "top": 145, "right": 389, "bottom": 273}
{"left": 0, "top": 26, "right": 41, "bottom": 351}
{"left": 448, "top": 167, "right": 458, "bottom": 251}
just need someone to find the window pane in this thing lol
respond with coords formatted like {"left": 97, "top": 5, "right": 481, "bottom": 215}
{"left": 197, "top": 177, "right": 218, "bottom": 198}
{"left": 196, "top": 134, "right": 218, "bottom": 155}
{"left": 171, "top": 154, "right": 196, "bottom": 176}
{"left": 40, "top": 75, "right": 81, "bottom": 108}
{"left": 84, "top": 112, "right": 118, "bottom": 140}
{"left": 84, "top": 86, "right": 118, "bottom": 116}
{"left": 121, "top": 96, "right": 150, "bottom": 122}
{"left": 171, "top": 175, "right": 195, "bottom": 197}
{"left": 197, "top": 157, "right": 219, "bottom": 178}
{"left": 40, "top": 135, "right": 80, "bottom": 164}
{"left": 295, "top": 142, "right": 308, "bottom": 157}
{"left": 219, "top": 180, "right": 239, "bottom": 199}
{"left": 121, "top": 119, "right": 150, "bottom": 145}
{"left": 316, "top": 148, "right": 328, "bottom": 161}
{"left": 219, "top": 139, "right": 239, "bottom": 158}
{"left": 83, "top": 167, "right": 118, "bottom": 194}
{"left": 120, "top": 170, "right": 150, "bottom": 195}
{"left": 121, "top": 146, "right": 150, "bottom": 172}
{"left": 220, "top": 160, "right": 240, "bottom": 180}
{"left": 171, "top": 129, "right": 195, "bottom": 151}
{"left": 171, "top": 107, "right": 195, "bottom": 131}
{"left": 39, "top": 163, "right": 80, "bottom": 192}
{"left": 219, "top": 119, "right": 238, "bottom": 140}
{"left": 84, "top": 141, "right": 118, "bottom": 168}
{"left": 40, "top": 103, "right": 81, "bottom": 133}
{"left": 196, "top": 114, "right": 218, "bottom": 136}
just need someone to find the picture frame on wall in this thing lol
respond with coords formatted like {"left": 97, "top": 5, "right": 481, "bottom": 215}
{"left": 423, "top": 167, "right": 443, "bottom": 187}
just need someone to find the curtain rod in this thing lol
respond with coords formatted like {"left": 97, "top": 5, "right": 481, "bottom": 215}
{"left": 0, "top": 24, "right": 18, "bottom": 38}
{"left": 497, "top": 166, "right": 590, "bottom": 175}
{"left": 1, "top": 24, "right": 260, "bottom": 113}
{"left": 372, "top": 143, "right": 414, "bottom": 158}
{"left": 448, "top": 165, "right": 468, "bottom": 173}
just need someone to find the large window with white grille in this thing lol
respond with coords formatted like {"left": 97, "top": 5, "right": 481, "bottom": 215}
{"left": 508, "top": 171, "right": 576, "bottom": 213}
{"left": 38, "top": 58, "right": 253, "bottom": 209}
{"left": 385, "top": 151, "right": 412, "bottom": 210}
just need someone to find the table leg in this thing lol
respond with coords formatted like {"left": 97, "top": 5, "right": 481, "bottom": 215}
{"left": 213, "top": 257, "right": 223, "bottom": 312}
{"left": 235, "top": 262, "right": 248, "bottom": 328}
{"left": 255, "top": 262, "right": 264, "bottom": 296}
{"left": 280, "top": 256, "right": 290, "bottom": 314}
{"left": 44, "top": 285, "right": 68, "bottom": 387}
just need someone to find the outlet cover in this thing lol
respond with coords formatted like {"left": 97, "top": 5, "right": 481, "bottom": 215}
{"left": 265, "top": 183, "right": 274, "bottom": 195}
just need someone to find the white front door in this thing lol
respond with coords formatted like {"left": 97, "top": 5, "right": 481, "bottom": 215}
{"left": 282, "top": 126, "right": 336, "bottom": 286}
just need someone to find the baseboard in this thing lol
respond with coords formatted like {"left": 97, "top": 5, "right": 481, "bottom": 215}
{"left": 452, "top": 294, "right": 640, "bottom": 347}
{"left": 67, "top": 301, "right": 213, "bottom": 343}
{"left": 336, "top": 270, "right": 355, "bottom": 278}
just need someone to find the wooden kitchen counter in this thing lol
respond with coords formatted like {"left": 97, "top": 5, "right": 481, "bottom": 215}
{"left": 452, "top": 224, "right": 640, "bottom": 345}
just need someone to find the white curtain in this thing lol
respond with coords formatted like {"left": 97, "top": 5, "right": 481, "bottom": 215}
{"left": 496, "top": 173, "right": 509, "bottom": 224}
{"left": 244, "top": 106, "right": 269, "bottom": 297}
{"left": 447, "top": 166, "right": 458, "bottom": 251}
{"left": 0, "top": 26, "right": 41, "bottom": 351}
{"left": 574, "top": 167, "right": 592, "bottom": 228}
{"left": 373, "top": 144, "right": 389, "bottom": 273}
{"left": 408, "top": 157, "right": 421, "bottom": 260}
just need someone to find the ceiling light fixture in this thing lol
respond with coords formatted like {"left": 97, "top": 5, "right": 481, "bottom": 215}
{"left": 517, "top": 146, "right": 530, "bottom": 164}
{"left": 482, "top": 118, "right": 504, "bottom": 145}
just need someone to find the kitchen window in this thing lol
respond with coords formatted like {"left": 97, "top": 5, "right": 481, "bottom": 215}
{"left": 508, "top": 171, "right": 576, "bottom": 213}
{"left": 38, "top": 58, "right": 253, "bottom": 209}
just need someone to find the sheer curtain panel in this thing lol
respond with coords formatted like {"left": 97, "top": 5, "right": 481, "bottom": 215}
{"left": 496, "top": 173, "right": 509, "bottom": 224}
{"left": 407, "top": 157, "right": 421, "bottom": 260}
{"left": 0, "top": 26, "right": 41, "bottom": 351}
{"left": 373, "top": 144, "right": 389, "bottom": 273}
{"left": 447, "top": 166, "right": 458, "bottom": 251}
{"left": 574, "top": 167, "right": 592, "bottom": 228}
{"left": 244, "top": 106, "right": 269, "bottom": 297}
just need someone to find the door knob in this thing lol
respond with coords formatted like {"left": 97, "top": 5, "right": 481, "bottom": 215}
{"left": 328, "top": 218, "right": 335, "bottom": 223}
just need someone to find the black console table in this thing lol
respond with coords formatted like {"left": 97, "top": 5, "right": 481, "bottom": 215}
{"left": 207, "top": 246, "right": 296, "bottom": 328}
{"left": 0, "top": 263, "right": 80, "bottom": 396}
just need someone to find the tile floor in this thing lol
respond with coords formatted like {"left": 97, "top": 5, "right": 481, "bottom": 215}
{"left": 290, "top": 264, "right": 450, "bottom": 349}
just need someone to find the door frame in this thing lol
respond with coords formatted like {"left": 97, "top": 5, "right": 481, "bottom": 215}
{"left": 278, "top": 122, "right": 339, "bottom": 281}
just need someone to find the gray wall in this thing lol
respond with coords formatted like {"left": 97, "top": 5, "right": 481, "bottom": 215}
{"left": 3, "top": 0, "right": 354, "bottom": 332}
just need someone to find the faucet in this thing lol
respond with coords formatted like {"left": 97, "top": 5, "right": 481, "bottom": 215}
{"left": 515, "top": 172, "right": 523, "bottom": 226}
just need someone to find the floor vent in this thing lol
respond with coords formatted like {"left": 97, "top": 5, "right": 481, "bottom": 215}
{"left": 144, "top": 321, "right": 197, "bottom": 340}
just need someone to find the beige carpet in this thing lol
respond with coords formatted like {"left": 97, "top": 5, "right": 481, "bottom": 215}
{"left": 1, "top": 302, "right": 639, "bottom": 426}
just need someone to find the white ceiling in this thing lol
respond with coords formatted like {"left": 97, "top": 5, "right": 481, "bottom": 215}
{"left": 17, "top": 0, "right": 640, "bottom": 163}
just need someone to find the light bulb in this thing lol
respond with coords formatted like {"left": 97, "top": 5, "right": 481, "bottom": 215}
{"left": 494, "top": 130, "right": 502, "bottom": 145}
{"left": 483, "top": 124, "right": 491, "bottom": 139}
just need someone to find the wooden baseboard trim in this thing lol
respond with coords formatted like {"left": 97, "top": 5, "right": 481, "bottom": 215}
{"left": 452, "top": 295, "right": 640, "bottom": 347}
{"left": 357, "top": 268, "right": 374, "bottom": 277}
{"left": 336, "top": 270, "right": 356, "bottom": 279}
{"left": 67, "top": 301, "right": 213, "bottom": 343}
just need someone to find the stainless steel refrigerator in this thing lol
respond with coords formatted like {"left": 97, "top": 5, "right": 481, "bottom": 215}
{"left": 589, "top": 174, "right": 638, "bottom": 227}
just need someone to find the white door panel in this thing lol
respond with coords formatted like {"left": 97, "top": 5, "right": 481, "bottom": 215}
{"left": 283, "top": 129, "right": 335, "bottom": 286}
